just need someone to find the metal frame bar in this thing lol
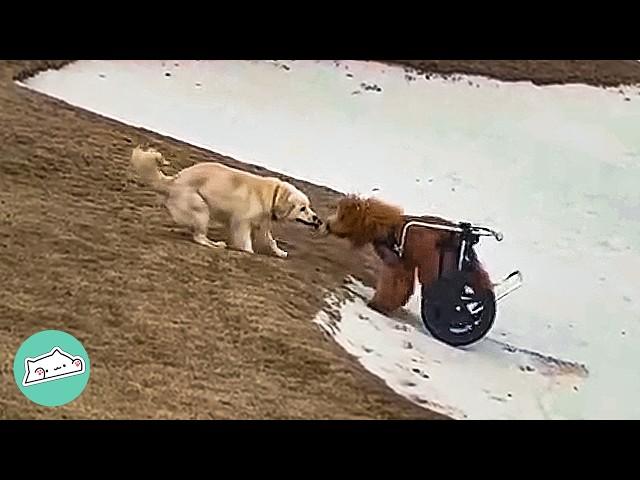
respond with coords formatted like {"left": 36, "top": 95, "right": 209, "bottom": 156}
{"left": 396, "top": 220, "right": 503, "bottom": 258}
{"left": 494, "top": 271, "right": 523, "bottom": 302}
{"left": 396, "top": 220, "right": 521, "bottom": 302}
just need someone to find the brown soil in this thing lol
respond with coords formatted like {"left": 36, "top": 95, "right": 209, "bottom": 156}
{"left": 390, "top": 60, "right": 640, "bottom": 87}
{"left": 1, "top": 60, "right": 637, "bottom": 419}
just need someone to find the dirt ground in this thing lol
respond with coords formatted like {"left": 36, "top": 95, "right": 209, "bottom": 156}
{"left": 1, "top": 60, "right": 639, "bottom": 420}
{"left": 392, "top": 60, "right": 640, "bottom": 87}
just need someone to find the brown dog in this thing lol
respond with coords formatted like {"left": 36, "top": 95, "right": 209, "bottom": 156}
{"left": 321, "top": 195, "right": 492, "bottom": 315}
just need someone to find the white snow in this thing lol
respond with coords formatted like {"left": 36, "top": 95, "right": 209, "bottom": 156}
{"left": 19, "top": 60, "right": 640, "bottom": 419}
{"left": 315, "top": 278, "right": 588, "bottom": 419}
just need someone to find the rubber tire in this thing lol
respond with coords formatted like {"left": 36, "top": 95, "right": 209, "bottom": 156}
{"left": 421, "top": 271, "right": 496, "bottom": 347}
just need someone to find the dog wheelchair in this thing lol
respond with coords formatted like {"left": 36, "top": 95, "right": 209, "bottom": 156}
{"left": 394, "top": 220, "right": 523, "bottom": 347}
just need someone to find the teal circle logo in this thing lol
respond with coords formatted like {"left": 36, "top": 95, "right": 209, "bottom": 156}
{"left": 13, "top": 330, "right": 90, "bottom": 407}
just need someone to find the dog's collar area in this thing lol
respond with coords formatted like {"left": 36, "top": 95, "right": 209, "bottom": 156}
{"left": 270, "top": 185, "right": 280, "bottom": 221}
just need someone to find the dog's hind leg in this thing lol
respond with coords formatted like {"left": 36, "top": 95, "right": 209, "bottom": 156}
{"left": 193, "top": 221, "right": 226, "bottom": 249}
{"left": 166, "top": 191, "right": 226, "bottom": 248}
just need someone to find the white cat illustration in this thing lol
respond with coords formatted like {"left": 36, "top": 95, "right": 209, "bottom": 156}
{"left": 22, "top": 347, "right": 85, "bottom": 386}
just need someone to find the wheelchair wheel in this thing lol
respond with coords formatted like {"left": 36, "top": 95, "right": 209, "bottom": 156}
{"left": 421, "top": 270, "right": 496, "bottom": 347}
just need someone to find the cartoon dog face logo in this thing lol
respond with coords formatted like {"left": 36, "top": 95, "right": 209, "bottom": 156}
{"left": 22, "top": 347, "right": 85, "bottom": 387}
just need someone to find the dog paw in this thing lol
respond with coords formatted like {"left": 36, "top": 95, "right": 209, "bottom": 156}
{"left": 274, "top": 249, "right": 288, "bottom": 259}
{"left": 194, "top": 235, "right": 226, "bottom": 249}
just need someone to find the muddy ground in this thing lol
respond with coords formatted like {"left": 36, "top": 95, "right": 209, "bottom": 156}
{"left": 392, "top": 60, "right": 640, "bottom": 87}
{"left": 1, "top": 60, "right": 638, "bottom": 419}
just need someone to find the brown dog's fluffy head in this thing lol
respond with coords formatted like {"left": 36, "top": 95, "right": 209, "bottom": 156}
{"left": 323, "top": 195, "right": 404, "bottom": 247}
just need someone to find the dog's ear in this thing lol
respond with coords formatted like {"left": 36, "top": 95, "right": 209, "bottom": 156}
{"left": 272, "top": 185, "right": 297, "bottom": 220}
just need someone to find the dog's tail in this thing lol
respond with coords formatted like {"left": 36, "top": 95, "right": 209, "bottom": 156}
{"left": 130, "top": 146, "right": 173, "bottom": 193}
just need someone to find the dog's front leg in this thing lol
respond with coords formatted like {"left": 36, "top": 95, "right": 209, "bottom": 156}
{"left": 253, "top": 224, "right": 288, "bottom": 258}
{"left": 265, "top": 229, "right": 287, "bottom": 258}
{"left": 368, "top": 263, "right": 416, "bottom": 314}
{"left": 230, "top": 220, "right": 254, "bottom": 254}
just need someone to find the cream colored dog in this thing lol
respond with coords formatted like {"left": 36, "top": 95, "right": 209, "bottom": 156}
{"left": 130, "top": 146, "right": 321, "bottom": 258}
